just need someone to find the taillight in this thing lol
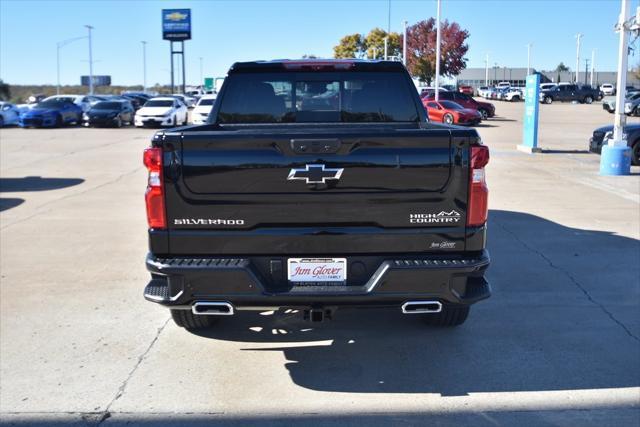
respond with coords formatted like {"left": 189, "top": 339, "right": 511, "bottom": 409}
{"left": 143, "top": 147, "right": 166, "bottom": 229}
{"left": 467, "top": 144, "right": 489, "bottom": 227}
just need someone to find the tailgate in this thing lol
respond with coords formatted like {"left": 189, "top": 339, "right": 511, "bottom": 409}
{"left": 159, "top": 126, "right": 472, "bottom": 254}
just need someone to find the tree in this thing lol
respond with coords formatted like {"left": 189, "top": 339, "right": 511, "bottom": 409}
{"left": 333, "top": 29, "right": 401, "bottom": 59}
{"left": 333, "top": 34, "right": 365, "bottom": 59}
{"left": 363, "top": 28, "right": 402, "bottom": 59}
{"left": 302, "top": 54, "right": 318, "bottom": 59}
{"left": 0, "top": 79, "right": 10, "bottom": 101}
{"left": 405, "top": 19, "right": 469, "bottom": 85}
{"left": 555, "top": 62, "right": 570, "bottom": 72}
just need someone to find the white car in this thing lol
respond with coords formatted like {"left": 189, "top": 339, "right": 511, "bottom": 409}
{"left": 0, "top": 102, "right": 21, "bottom": 126}
{"left": 190, "top": 94, "right": 217, "bottom": 124}
{"left": 503, "top": 88, "right": 523, "bottom": 102}
{"left": 496, "top": 82, "right": 510, "bottom": 89}
{"left": 134, "top": 97, "right": 188, "bottom": 127}
{"left": 42, "top": 95, "right": 104, "bottom": 112}
{"left": 600, "top": 84, "right": 615, "bottom": 96}
{"left": 171, "top": 94, "right": 196, "bottom": 108}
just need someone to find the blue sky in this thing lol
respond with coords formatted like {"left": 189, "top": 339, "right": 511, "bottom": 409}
{"left": 0, "top": 0, "right": 635, "bottom": 86}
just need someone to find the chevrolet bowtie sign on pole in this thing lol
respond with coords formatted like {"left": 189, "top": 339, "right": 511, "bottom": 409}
{"left": 600, "top": 0, "right": 636, "bottom": 175}
{"left": 162, "top": 9, "right": 191, "bottom": 94}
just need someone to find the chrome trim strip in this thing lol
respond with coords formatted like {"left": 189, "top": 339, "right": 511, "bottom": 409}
{"left": 144, "top": 290, "right": 183, "bottom": 303}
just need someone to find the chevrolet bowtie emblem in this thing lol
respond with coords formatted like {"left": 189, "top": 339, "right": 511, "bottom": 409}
{"left": 287, "top": 164, "right": 344, "bottom": 184}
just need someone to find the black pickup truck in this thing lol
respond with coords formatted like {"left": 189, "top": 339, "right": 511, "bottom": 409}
{"left": 143, "top": 59, "right": 491, "bottom": 330}
{"left": 539, "top": 84, "right": 602, "bottom": 104}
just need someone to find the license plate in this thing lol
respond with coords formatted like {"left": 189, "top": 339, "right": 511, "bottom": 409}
{"left": 287, "top": 258, "right": 347, "bottom": 284}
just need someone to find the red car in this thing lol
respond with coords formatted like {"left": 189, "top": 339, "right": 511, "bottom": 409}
{"left": 422, "top": 91, "right": 495, "bottom": 120}
{"left": 459, "top": 85, "right": 474, "bottom": 95}
{"left": 423, "top": 100, "right": 482, "bottom": 125}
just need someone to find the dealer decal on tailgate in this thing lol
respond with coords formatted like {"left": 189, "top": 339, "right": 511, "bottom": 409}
{"left": 287, "top": 258, "right": 347, "bottom": 283}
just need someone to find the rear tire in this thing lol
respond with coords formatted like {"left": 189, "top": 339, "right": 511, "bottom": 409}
{"left": 171, "top": 309, "right": 218, "bottom": 330}
{"left": 423, "top": 304, "right": 470, "bottom": 327}
{"left": 543, "top": 96, "right": 553, "bottom": 104}
{"left": 479, "top": 109, "right": 488, "bottom": 120}
{"left": 583, "top": 96, "right": 593, "bottom": 104}
{"left": 511, "top": 95, "right": 520, "bottom": 102}
{"left": 632, "top": 141, "right": 640, "bottom": 166}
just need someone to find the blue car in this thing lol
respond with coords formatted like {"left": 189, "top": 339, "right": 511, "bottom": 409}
{"left": 19, "top": 99, "right": 83, "bottom": 128}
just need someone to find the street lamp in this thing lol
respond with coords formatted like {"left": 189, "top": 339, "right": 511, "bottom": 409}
{"left": 85, "top": 25, "right": 94, "bottom": 94}
{"left": 600, "top": 0, "right": 633, "bottom": 176}
{"left": 141, "top": 41, "right": 147, "bottom": 93}
{"left": 590, "top": 49, "right": 596, "bottom": 87}
{"left": 56, "top": 36, "right": 87, "bottom": 95}
{"left": 575, "top": 33, "right": 583, "bottom": 83}
{"left": 402, "top": 20, "right": 408, "bottom": 66}
{"left": 434, "top": 0, "right": 442, "bottom": 101}
{"left": 384, "top": 36, "right": 388, "bottom": 60}
{"left": 484, "top": 53, "right": 489, "bottom": 86}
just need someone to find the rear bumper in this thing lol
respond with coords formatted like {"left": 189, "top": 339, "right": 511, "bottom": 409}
{"left": 144, "top": 250, "right": 490, "bottom": 310}
{"left": 85, "top": 117, "right": 119, "bottom": 126}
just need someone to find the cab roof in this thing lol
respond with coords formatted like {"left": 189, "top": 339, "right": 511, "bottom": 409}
{"left": 229, "top": 59, "right": 407, "bottom": 73}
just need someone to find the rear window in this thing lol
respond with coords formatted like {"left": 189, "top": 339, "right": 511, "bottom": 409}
{"left": 198, "top": 98, "right": 216, "bottom": 106}
{"left": 217, "top": 72, "right": 419, "bottom": 123}
{"left": 145, "top": 100, "right": 174, "bottom": 107}
{"left": 92, "top": 102, "right": 122, "bottom": 110}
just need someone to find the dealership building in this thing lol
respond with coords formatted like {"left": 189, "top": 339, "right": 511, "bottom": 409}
{"left": 454, "top": 67, "right": 640, "bottom": 88}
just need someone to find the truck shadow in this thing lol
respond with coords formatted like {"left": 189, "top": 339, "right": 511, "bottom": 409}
{"left": 193, "top": 209, "right": 640, "bottom": 396}
{"left": 0, "top": 176, "right": 84, "bottom": 192}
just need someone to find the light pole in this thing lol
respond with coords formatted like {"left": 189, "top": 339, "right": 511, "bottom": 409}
{"left": 600, "top": 0, "right": 633, "bottom": 176}
{"left": 402, "top": 20, "right": 408, "bottom": 66}
{"left": 612, "top": 0, "right": 631, "bottom": 147}
{"left": 526, "top": 43, "right": 532, "bottom": 76}
{"left": 142, "top": 41, "right": 147, "bottom": 93}
{"left": 590, "top": 49, "right": 596, "bottom": 87}
{"left": 199, "top": 57, "right": 203, "bottom": 88}
{"left": 85, "top": 25, "right": 94, "bottom": 94}
{"left": 384, "top": 36, "right": 388, "bottom": 60}
{"left": 56, "top": 36, "right": 86, "bottom": 95}
{"left": 484, "top": 53, "right": 489, "bottom": 86}
{"left": 575, "top": 33, "right": 582, "bottom": 83}
{"left": 434, "top": 0, "right": 442, "bottom": 101}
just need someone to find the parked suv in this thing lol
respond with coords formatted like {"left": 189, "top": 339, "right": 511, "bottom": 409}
{"left": 600, "top": 84, "right": 615, "bottom": 96}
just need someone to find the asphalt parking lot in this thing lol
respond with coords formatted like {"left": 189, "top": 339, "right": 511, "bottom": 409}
{"left": 1, "top": 102, "right": 639, "bottom": 426}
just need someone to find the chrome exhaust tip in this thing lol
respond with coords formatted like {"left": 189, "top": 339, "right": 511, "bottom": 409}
{"left": 401, "top": 301, "right": 443, "bottom": 314}
{"left": 192, "top": 302, "right": 235, "bottom": 316}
